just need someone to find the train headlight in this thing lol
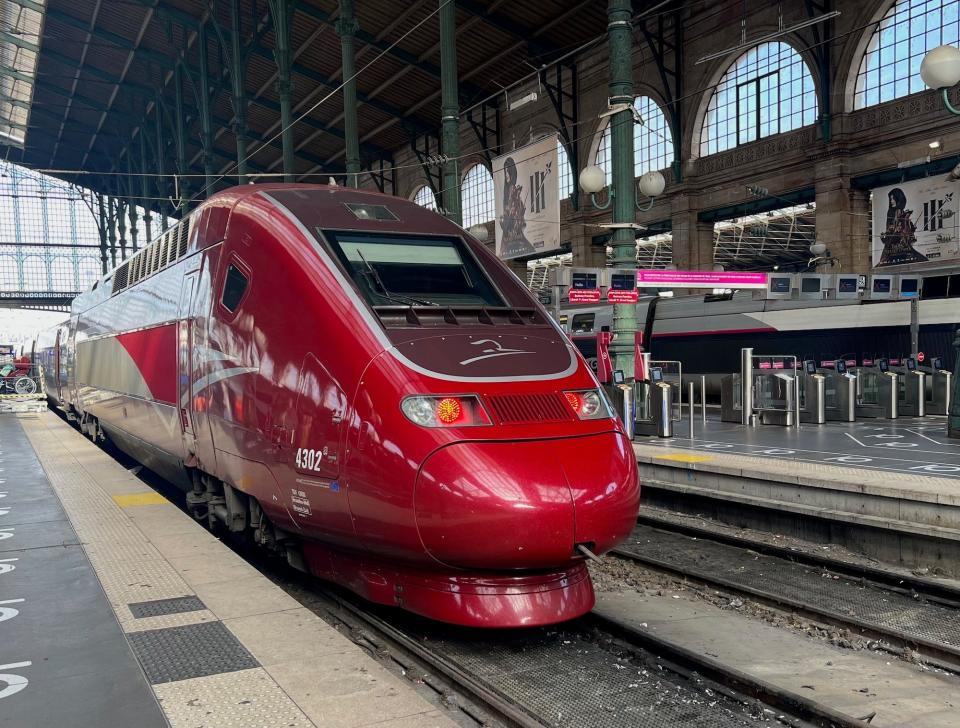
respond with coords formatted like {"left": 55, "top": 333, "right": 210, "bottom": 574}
{"left": 563, "top": 389, "right": 612, "bottom": 420}
{"left": 401, "top": 395, "right": 492, "bottom": 428}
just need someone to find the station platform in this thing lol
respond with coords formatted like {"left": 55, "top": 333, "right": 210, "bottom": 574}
{"left": 635, "top": 416, "right": 960, "bottom": 574}
{"left": 1, "top": 411, "right": 456, "bottom": 728}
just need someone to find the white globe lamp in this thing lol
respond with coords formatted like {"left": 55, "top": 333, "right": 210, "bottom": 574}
{"left": 712, "top": 263, "right": 725, "bottom": 272}
{"left": 579, "top": 165, "right": 606, "bottom": 194}
{"left": 467, "top": 223, "right": 488, "bottom": 242}
{"left": 809, "top": 241, "right": 827, "bottom": 257}
{"left": 638, "top": 170, "right": 666, "bottom": 198}
{"left": 921, "top": 45, "right": 960, "bottom": 90}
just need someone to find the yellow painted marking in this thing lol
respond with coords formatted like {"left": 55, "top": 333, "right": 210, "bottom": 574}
{"left": 112, "top": 492, "right": 168, "bottom": 507}
{"left": 654, "top": 453, "right": 714, "bottom": 464}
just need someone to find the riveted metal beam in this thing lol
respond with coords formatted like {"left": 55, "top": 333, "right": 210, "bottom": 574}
{"left": 338, "top": 0, "right": 361, "bottom": 187}
{"left": 0, "top": 29, "right": 39, "bottom": 53}
{"left": 439, "top": 0, "right": 461, "bottom": 225}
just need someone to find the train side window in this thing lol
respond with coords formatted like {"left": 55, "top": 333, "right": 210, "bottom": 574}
{"left": 221, "top": 264, "right": 249, "bottom": 313}
{"left": 571, "top": 313, "right": 595, "bottom": 333}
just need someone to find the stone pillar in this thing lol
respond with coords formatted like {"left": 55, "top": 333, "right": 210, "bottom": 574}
{"left": 670, "top": 194, "right": 713, "bottom": 270}
{"left": 814, "top": 160, "right": 871, "bottom": 272}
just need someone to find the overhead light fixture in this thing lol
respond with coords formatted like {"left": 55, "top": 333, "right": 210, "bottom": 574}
{"left": 695, "top": 11, "right": 841, "bottom": 65}
{"left": 929, "top": 140, "right": 942, "bottom": 150}
{"left": 508, "top": 92, "right": 539, "bottom": 111}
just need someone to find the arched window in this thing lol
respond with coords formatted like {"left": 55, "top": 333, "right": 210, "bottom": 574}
{"left": 699, "top": 42, "right": 817, "bottom": 157}
{"left": 461, "top": 164, "right": 495, "bottom": 228}
{"left": 854, "top": 0, "right": 959, "bottom": 109}
{"left": 412, "top": 185, "right": 438, "bottom": 212}
{"left": 596, "top": 96, "right": 675, "bottom": 186}
{"left": 556, "top": 139, "right": 573, "bottom": 200}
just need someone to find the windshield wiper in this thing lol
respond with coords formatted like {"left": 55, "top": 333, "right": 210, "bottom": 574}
{"left": 357, "top": 251, "right": 437, "bottom": 307}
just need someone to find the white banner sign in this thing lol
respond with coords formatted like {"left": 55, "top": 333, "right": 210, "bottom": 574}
{"left": 872, "top": 176, "right": 960, "bottom": 267}
{"left": 492, "top": 137, "right": 561, "bottom": 260}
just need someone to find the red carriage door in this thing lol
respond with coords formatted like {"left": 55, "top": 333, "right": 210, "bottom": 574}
{"left": 286, "top": 353, "right": 351, "bottom": 537}
{"left": 177, "top": 273, "right": 198, "bottom": 457}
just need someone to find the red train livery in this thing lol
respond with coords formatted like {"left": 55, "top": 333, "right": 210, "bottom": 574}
{"left": 37, "top": 184, "right": 639, "bottom": 627}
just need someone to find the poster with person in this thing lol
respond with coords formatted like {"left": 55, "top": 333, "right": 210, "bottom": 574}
{"left": 492, "top": 137, "right": 561, "bottom": 260}
{"left": 872, "top": 176, "right": 960, "bottom": 267}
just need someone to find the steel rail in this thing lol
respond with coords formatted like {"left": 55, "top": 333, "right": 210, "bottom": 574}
{"left": 587, "top": 612, "right": 869, "bottom": 728}
{"left": 635, "top": 513, "right": 960, "bottom": 606}
{"left": 614, "top": 520, "right": 960, "bottom": 672}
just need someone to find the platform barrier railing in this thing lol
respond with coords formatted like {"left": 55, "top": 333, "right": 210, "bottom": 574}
{"left": 648, "top": 359, "right": 683, "bottom": 422}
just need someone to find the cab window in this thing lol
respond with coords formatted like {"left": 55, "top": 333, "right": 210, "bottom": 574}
{"left": 221, "top": 264, "right": 249, "bottom": 312}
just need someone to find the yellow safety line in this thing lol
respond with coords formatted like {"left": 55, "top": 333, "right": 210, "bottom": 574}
{"left": 653, "top": 453, "right": 714, "bottom": 464}
{"left": 112, "top": 492, "right": 168, "bottom": 507}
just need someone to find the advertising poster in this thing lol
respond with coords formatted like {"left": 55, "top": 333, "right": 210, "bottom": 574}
{"left": 872, "top": 177, "right": 960, "bottom": 267}
{"left": 492, "top": 136, "right": 561, "bottom": 260}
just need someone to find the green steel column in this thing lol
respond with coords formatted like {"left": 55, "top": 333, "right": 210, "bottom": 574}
{"left": 338, "top": 0, "right": 361, "bottom": 188}
{"left": 230, "top": 0, "right": 248, "bottom": 184}
{"left": 439, "top": 0, "right": 461, "bottom": 225}
{"left": 154, "top": 98, "right": 166, "bottom": 221}
{"left": 97, "top": 193, "right": 109, "bottom": 274}
{"left": 174, "top": 64, "right": 189, "bottom": 213}
{"left": 607, "top": 0, "right": 637, "bottom": 377}
{"left": 140, "top": 129, "right": 153, "bottom": 243}
{"left": 107, "top": 196, "right": 118, "bottom": 268}
{"left": 197, "top": 23, "right": 215, "bottom": 196}
{"left": 950, "top": 329, "right": 960, "bottom": 438}
{"left": 127, "top": 161, "right": 139, "bottom": 254}
{"left": 269, "top": 0, "right": 295, "bottom": 182}
{"left": 116, "top": 195, "right": 128, "bottom": 262}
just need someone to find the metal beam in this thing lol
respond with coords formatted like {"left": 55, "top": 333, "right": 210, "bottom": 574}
{"left": 0, "top": 29, "right": 39, "bottom": 53}
{"left": 7, "top": 0, "right": 45, "bottom": 14}
{"left": 338, "top": 0, "right": 361, "bottom": 187}
{"left": 267, "top": 0, "right": 296, "bottom": 181}
{"left": 439, "top": 0, "right": 461, "bottom": 225}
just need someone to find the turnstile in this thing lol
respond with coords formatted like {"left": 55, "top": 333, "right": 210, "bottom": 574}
{"left": 720, "top": 350, "right": 798, "bottom": 426}
{"left": 889, "top": 358, "right": 926, "bottom": 417}
{"left": 920, "top": 357, "right": 953, "bottom": 415}
{"left": 853, "top": 359, "right": 898, "bottom": 419}
{"left": 798, "top": 361, "right": 825, "bottom": 424}
{"left": 634, "top": 367, "right": 674, "bottom": 437}
{"left": 755, "top": 371, "right": 796, "bottom": 425}
{"left": 819, "top": 360, "right": 856, "bottom": 422}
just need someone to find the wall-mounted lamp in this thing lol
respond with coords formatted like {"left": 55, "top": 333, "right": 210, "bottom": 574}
{"left": 579, "top": 165, "right": 665, "bottom": 212}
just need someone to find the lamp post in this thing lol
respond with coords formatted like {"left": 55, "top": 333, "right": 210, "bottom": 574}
{"left": 920, "top": 45, "right": 960, "bottom": 437}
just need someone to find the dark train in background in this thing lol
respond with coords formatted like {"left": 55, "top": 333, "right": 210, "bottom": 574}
{"left": 35, "top": 184, "right": 639, "bottom": 628}
{"left": 564, "top": 286, "right": 960, "bottom": 389}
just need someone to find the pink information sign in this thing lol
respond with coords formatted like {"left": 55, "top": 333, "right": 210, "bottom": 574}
{"left": 636, "top": 270, "right": 768, "bottom": 289}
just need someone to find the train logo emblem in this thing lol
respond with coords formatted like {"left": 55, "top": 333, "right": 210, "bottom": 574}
{"left": 458, "top": 339, "right": 533, "bottom": 366}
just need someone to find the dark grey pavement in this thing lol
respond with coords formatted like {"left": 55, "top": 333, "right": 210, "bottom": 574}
{"left": 0, "top": 415, "right": 167, "bottom": 728}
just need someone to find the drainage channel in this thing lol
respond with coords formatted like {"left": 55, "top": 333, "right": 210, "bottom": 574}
{"left": 614, "top": 520, "right": 960, "bottom": 672}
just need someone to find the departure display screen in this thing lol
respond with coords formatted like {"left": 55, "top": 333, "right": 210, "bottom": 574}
{"left": 572, "top": 272, "right": 598, "bottom": 289}
{"left": 801, "top": 277, "right": 820, "bottom": 293}
{"left": 838, "top": 277, "right": 857, "bottom": 293}
{"left": 873, "top": 278, "right": 891, "bottom": 294}
{"left": 609, "top": 273, "right": 636, "bottom": 291}
{"left": 769, "top": 277, "right": 791, "bottom": 293}
{"left": 900, "top": 278, "right": 919, "bottom": 297}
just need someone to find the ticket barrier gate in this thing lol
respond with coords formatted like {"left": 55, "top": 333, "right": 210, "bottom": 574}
{"left": 633, "top": 367, "right": 674, "bottom": 437}
{"left": 920, "top": 357, "right": 952, "bottom": 415}
{"left": 889, "top": 358, "right": 925, "bottom": 417}
{"left": 819, "top": 361, "right": 856, "bottom": 422}
{"left": 720, "top": 349, "right": 799, "bottom": 426}
{"left": 798, "top": 361, "right": 825, "bottom": 424}
{"left": 853, "top": 360, "right": 898, "bottom": 419}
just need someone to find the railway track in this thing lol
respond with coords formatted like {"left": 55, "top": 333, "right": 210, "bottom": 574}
{"left": 614, "top": 514, "right": 960, "bottom": 673}
{"left": 114, "top": 435, "right": 868, "bottom": 728}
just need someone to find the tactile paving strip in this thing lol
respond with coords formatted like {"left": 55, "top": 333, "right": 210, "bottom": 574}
{"left": 129, "top": 596, "right": 206, "bottom": 619}
{"left": 128, "top": 620, "right": 259, "bottom": 684}
{"left": 622, "top": 524, "right": 960, "bottom": 649}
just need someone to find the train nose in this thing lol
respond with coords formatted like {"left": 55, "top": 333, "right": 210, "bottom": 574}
{"left": 414, "top": 433, "right": 638, "bottom": 570}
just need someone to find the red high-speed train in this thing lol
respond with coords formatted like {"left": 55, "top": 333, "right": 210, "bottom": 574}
{"left": 36, "top": 184, "right": 639, "bottom": 627}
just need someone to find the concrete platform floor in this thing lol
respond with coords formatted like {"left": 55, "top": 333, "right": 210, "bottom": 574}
{"left": 5, "top": 411, "right": 457, "bottom": 728}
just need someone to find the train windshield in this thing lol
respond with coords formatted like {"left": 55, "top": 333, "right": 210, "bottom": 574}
{"left": 324, "top": 231, "right": 505, "bottom": 308}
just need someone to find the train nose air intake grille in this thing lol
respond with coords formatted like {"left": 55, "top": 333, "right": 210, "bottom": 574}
{"left": 486, "top": 393, "right": 573, "bottom": 424}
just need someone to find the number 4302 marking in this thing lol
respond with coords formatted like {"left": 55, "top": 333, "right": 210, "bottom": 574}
{"left": 295, "top": 447, "right": 326, "bottom": 472}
